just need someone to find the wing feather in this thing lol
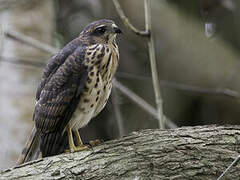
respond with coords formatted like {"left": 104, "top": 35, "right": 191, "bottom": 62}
{"left": 36, "top": 38, "right": 82, "bottom": 101}
{"left": 35, "top": 45, "right": 88, "bottom": 133}
{"left": 34, "top": 43, "right": 88, "bottom": 157}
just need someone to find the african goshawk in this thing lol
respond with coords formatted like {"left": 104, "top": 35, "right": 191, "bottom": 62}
{"left": 17, "top": 19, "right": 121, "bottom": 164}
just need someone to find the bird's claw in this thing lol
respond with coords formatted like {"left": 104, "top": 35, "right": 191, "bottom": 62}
{"left": 65, "top": 145, "right": 89, "bottom": 153}
{"left": 89, "top": 139, "right": 103, "bottom": 147}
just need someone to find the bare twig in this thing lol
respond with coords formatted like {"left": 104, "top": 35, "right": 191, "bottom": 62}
{"left": 111, "top": 87, "right": 125, "bottom": 136}
{"left": 5, "top": 29, "right": 58, "bottom": 54}
{"left": 113, "top": 0, "right": 165, "bottom": 129}
{"left": 113, "top": 79, "right": 177, "bottom": 129}
{"left": 160, "top": 80, "right": 240, "bottom": 99}
{"left": 0, "top": 56, "right": 45, "bottom": 67}
{"left": 117, "top": 72, "right": 240, "bottom": 99}
{"left": 112, "top": 0, "right": 149, "bottom": 36}
{"left": 116, "top": 72, "right": 240, "bottom": 98}
{"left": 0, "top": 25, "right": 5, "bottom": 57}
{"left": 0, "top": 0, "right": 39, "bottom": 10}
{"left": 144, "top": 0, "right": 164, "bottom": 129}
{"left": 217, "top": 154, "right": 240, "bottom": 180}
{"left": 116, "top": 72, "right": 151, "bottom": 81}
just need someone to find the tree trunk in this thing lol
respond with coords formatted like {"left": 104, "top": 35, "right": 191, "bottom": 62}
{"left": 1, "top": 125, "right": 240, "bottom": 179}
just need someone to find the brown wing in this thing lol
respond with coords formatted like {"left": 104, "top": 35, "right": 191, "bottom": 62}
{"left": 34, "top": 43, "right": 88, "bottom": 157}
{"left": 36, "top": 38, "right": 83, "bottom": 101}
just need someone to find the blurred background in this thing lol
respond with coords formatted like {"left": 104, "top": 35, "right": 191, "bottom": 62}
{"left": 0, "top": 0, "right": 240, "bottom": 170}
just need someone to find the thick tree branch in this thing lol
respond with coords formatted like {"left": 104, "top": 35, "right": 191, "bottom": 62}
{"left": 1, "top": 125, "right": 240, "bottom": 179}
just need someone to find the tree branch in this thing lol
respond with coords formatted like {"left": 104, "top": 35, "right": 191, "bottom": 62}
{"left": 217, "top": 154, "right": 240, "bottom": 180}
{"left": 144, "top": 0, "right": 164, "bottom": 129}
{"left": 113, "top": 0, "right": 165, "bottom": 129}
{"left": 112, "top": 0, "right": 149, "bottom": 36}
{"left": 1, "top": 125, "right": 240, "bottom": 179}
{"left": 0, "top": 0, "right": 39, "bottom": 10}
{"left": 113, "top": 79, "right": 177, "bottom": 129}
{"left": 111, "top": 86, "right": 125, "bottom": 136}
{"left": 5, "top": 29, "right": 58, "bottom": 54}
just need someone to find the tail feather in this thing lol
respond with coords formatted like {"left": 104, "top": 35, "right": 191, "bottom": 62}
{"left": 17, "top": 127, "right": 69, "bottom": 165}
{"left": 16, "top": 127, "right": 41, "bottom": 165}
{"left": 40, "top": 131, "right": 68, "bottom": 157}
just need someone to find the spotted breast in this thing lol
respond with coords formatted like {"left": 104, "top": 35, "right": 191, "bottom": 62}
{"left": 69, "top": 42, "right": 119, "bottom": 131}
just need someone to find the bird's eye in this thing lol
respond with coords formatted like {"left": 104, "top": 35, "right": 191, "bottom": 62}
{"left": 94, "top": 27, "right": 106, "bottom": 35}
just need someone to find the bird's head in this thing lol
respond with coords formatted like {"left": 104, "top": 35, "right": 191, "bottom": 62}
{"left": 80, "top": 19, "right": 121, "bottom": 45}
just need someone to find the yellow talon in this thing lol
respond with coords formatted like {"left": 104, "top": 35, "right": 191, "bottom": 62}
{"left": 66, "top": 125, "right": 89, "bottom": 153}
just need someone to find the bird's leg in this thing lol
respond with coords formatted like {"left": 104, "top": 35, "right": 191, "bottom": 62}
{"left": 74, "top": 129, "right": 102, "bottom": 148}
{"left": 67, "top": 124, "right": 76, "bottom": 152}
{"left": 73, "top": 129, "right": 89, "bottom": 151}
{"left": 66, "top": 125, "right": 88, "bottom": 153}
{"left": 73, "top": 130, "right": 83, "bottom": 146}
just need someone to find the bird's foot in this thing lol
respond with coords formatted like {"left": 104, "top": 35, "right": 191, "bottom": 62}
{"left": 65, "top": 145, "right": 89, "bottom": 153}
{"left": 89, "top": 139, "right": 103, "bottom": 147}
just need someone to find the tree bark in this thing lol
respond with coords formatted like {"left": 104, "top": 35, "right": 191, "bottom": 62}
{"left": 1, "top": 125, "right": 240, "bottom": 180}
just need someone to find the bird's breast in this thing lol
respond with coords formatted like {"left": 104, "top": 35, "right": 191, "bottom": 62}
{"left": 70, "top": 43, "right": 119, "bottom": 130}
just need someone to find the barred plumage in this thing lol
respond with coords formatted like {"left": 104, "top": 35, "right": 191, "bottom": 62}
{"left": 17, "top": 19, "right": 121, "bottom": 165}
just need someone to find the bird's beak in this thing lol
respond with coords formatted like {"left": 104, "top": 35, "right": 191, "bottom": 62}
{"left": 114, "top": 27, "right": 122, "bottom": 34}
{"left": 112, "top": 24, "right": 122, "bottom": 34}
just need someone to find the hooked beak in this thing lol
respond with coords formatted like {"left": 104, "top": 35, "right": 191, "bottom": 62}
{"left": 112, "top": 24, "right": 122, "bottom": 34}
{"left": 114, "top": 27, "right": 122, "bottom": 34}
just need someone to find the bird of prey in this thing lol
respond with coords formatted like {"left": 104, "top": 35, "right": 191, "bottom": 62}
{"left": 17, "top": 19, "right": 121, "bottom": 164}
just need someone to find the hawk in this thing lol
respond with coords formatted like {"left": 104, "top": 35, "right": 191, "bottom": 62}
{"left": 17, "top": 19, "right": 121, "bottom": 164}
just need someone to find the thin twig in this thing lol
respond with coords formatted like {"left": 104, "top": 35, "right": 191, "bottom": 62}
{"left": 116, "top": 72, "right": 240, "bottom": 98}
{"left": 217, "top": 154, "right": 240, "bottom": 180}
{"left": 144, "top": 0, "right": 164, "bottom": 129}
{"left": 160, "top": 80, "right": 240, "bottom": 99}
{"left": 0, "top": 0, "right": 39, "bottom": 10}
{"left": 0, "top": 25, "right": 5, "bottom": 58}
{"left": 111, "top": 87, "right": 125, "bottom": 136}
{"left": 116, "top": 72, "right": 151, "bottom": 81}
{"left": 113, "top": 79, "right": 177, "bottom": 129}
{"left": 113, "top": 0, "right": 165, "bottom": 129}
{"left": 5, "top": 29, "right": 58, "bottom": 54}
{"left": 112, "top": 0, "right": 149, "bottom": 37}
{"left": 0, "top": 56, "right": 46, "bottom": 67}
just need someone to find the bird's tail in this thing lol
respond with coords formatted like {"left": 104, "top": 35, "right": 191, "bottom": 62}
{"left": 16, "top": 127, "right": 41, "bottom": 165}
